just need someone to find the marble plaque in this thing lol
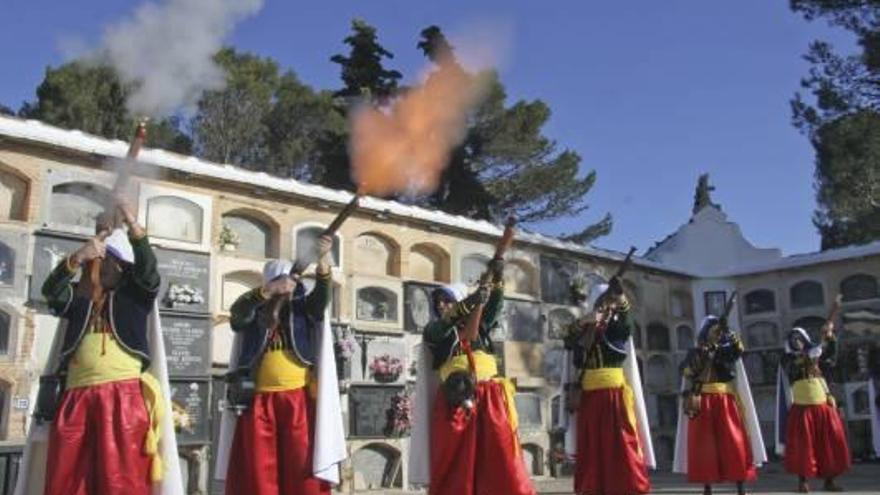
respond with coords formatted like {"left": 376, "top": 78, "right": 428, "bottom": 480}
{"left": 169, "top": 379, "right": 211, "bottom": 445}
{"left": 349, "top": 385, "right": 404, "bottom": 438}
{"left": 540, "top": 256, "right": 577, "bottom": 306}
{"left": 502, "top": 299, "right": 542, "bottom": 342}
{"left": 404, "top": 282, "right": 440, "bottom": 334}
{"left": 155, "top": 247, "right": 210, "bottom": 314}
{"left": 161, "top": 314, "right": 211, "bottom": 376}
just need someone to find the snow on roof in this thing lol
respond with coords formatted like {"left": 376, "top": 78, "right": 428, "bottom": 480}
{"left": 721, "top": 240, "right": 880, "bottom": 277}
{"left": 0, "top": 115, "right": 691, "bottom": 275}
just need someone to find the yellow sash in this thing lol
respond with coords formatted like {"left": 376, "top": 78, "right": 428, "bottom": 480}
{"left": 256, "top": 349, "right": 312, "bottom": 392}
{"left": 65, "top": 334, "right": 165, "bottom": 483}
{"left": 581, "top": 367, "right": 637, "bottom": 439}
{"left": 701, "top": 381, "right": 735, "bottom": 395}
{"left": 438, "top": 351, "right": 520, "bottom": 448}
{"left": 792, "top": 378, "right": 828, "bottom": 405}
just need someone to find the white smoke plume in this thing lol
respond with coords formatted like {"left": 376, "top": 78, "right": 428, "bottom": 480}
{"left": 96, "top": 0, "right": 263, "bottom": 117}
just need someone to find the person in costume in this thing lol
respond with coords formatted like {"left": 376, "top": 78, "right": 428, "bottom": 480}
{"left": 411, "top": 256, "right": 535, "bottom": 495}
{"left": 674, "top": 315, "right": 765, "bottom": 495}
{"left": 566, "top": 278, "right": 653, "bottom": 495}
{"left": 28, "top": 196, "right": 182, "bottom": 495}
{"left": 780, "top": 326, "right": 850, "bottom": 493}
{"left": 221, "top": 235, "right": 341, "bottom": 495}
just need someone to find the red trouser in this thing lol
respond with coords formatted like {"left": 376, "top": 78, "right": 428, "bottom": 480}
{"left": 225, "top": 388, "right": 330, "bottom": 495}
{"left": 44, "top": 378, "right": 152, "bottom": 495}
{"left": 784, "top": 403, "right": 851, "bottom": 479}
{"left": 575, "top": 387, "right": 651, "bottom": 495}
{"left": 687, "top": 392, "right": 756, "bottom": 483}
{"left": 429, "top": 380, "right": 535, "bottom": 495}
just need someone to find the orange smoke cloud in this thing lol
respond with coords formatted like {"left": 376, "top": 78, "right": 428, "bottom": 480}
{"left": 350, "top": 55, "right": 489, "bottom": 197}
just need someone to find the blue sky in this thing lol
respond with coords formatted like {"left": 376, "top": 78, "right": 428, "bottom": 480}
{"left": 1, "top": 1, "right": 856, "bottom": 255}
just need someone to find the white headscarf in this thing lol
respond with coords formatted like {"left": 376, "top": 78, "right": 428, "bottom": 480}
{"left": 105, "top": 228, "right": 135, "bottom": 264}
{"left": 262, "top": 259, "right": 294, "bottom": 283}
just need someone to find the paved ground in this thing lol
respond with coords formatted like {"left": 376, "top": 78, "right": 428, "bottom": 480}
{"left": 534, "top": 462, "right": 880, "bottom": 494}
{"left": 322, "top": 462, "right": 880, "bottom": 494}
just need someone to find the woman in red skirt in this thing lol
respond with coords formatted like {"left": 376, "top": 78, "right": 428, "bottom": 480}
{"left": 781, "top": 326, "right": 850, "bottom": 493}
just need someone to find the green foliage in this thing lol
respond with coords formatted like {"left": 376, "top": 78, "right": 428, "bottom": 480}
{"left": 790, "top": 1, "right": 880, "bottom": 248}
{"left": 811, "top": 110, "right": 880, "bottom": 249}
{"left": 330, "top": 19, "right": 402, "bottom": 101}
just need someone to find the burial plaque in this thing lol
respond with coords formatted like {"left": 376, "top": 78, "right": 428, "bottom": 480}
{"left": 155, "top": 247, "right": 210, "bottom": 314}
{"left": 349, "top": 385, "right": 404, "bottom": 438}
{"left": 546, "top": 307, "right": 577, "bottom": 341}
{"left": 404, "top": 282, "right": 440, "bottom": 334}
{"left": 169, "top": 379, "right": 211, "bottom": 445}
{"left": 540, "top": 256, "right": 577, "bottom": 305}
{"left": 30, "top": 233, "right": 86, "bottom": 304}
{"left": 514, "top": 393, "right": 542, "bottom": 429}
{"left": 161, "top": 314, "right": 211, "bottom": 376}
{"left": 0, "top": 230, "right": 28, "bottom": 298}
{"left": 502, "top": 299, "right": 542, "bottom": 342}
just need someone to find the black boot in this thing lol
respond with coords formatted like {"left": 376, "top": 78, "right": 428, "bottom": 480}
{"left": 798, "top": 475, "right": 810, "bottom": 493}
{"left": 823, "top": 477, "right": 843, "bottom": 492}
{"left": 703, "top": 484, "right": 712, "bottom": 495}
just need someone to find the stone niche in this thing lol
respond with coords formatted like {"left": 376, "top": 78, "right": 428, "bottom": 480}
{"left": 403, "top": 281, "right": 440, "bottom": 334}
{"left": 40, "top": 167, "right": 115, "bottom": 236}
{"left": 155, "top": 247, "right": 211, "bottom": 315}
{"left": 350, "top": 441, "right": 403, "bottom": 490}
{"left": 138, "top": 183, "right": 213, "bottom": 252}
{"left": 0, "top": 231, "right": 28, "bottom": 299}
{"left": 29, "top": 233, "right": 85, "bottom": 304}
{"left": 220, "top": 270, "right": 262, "bottom": 312}
{"left": 169, "top": 378, "right": 211, "bottom": 445}
{"left": 409, "top": 242, "right": 450, "bottom": 283}
{"left": 353, "top": 232, "right": 400, "bottom": 277}
{"left": 545, "top": 305, "right": 578, "bottom": 341}
{"left": 540, "top": 256, "right": 578, "bottom": 306}
{"left": 844, "top": 381, "right": 872, "bottom": 419}
{"left": 356, "top": 335, "right": 406, "bottom": 385}
{"left": 351, "top": 277, "right": 402, "bottom": 332}
{"left": 292, "top": 224, "right": 342, "bottom": 268}
{"left": 0, "top": 166, "right": 28, "bottom": 221}
{"left": 505, "top": 258, "right": 539, "bottom": 299}
{"left": 501, "top": 298, "right": 542, "bottom": 343}
{"left": 521, "top": 443, "right": 545, "bottom": 476}
{"left": 514, "top": 392, "right": 543, "bottom": 430}
{"left": 644, "top": 354, "right": 675, "bottom": 391}
{"left": 348, "top": 385, "right": 405, "bottom": 438}
{"left": 460, "top": 252, "right": 491, "bottom": 287}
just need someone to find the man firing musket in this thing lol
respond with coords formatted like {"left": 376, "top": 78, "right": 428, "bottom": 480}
{"left": 778, "top": 294, "right": 850, "bottom": 493}
{"left": 215, "top": 196, "right": 358, "bottom": 495}
{"left": 16, "top": 122, "right": 184, "bottom": 495}
{"left": 674, "top": 293, "right": 766, "bottom": 495}
{"left": 560, "top": 247, "right": 655, "bottom": 495}
{"left": 409, "top": 218, "right": 536, "bottom": 495}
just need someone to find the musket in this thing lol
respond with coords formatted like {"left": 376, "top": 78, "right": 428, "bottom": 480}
{"left": 87, "top": 120, "right": 148, "bottom": 302}
{"left": 578, "top": 246, "right": 638, "bottom": 353}
{"left": 288, "top": 193, "right": 362, "bottom": 278}
{"left": 461, "top": 217, "right": 517, "bottom": 342}
{"left": 825, "top": 294, "right": 843, "bottom": 334}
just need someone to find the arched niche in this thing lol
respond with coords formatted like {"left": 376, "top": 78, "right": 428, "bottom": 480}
{"left": 514, "top": 392, "right": 543, "bottom": 430}
{"left": 221, "top": 208, "right": 278, "bottom": 258}
{"left": 521, "top": 443, "right": 545, "bottom": 476}
{"left": 221, "top": 270, "right": 262, "bottom": 311}
{"left": 354, "top": 232, "right": 400, "bottom": 277}
{"left": 744, "top": 321, "right": 780, "bottom": 349}
{"left": 505, "top": 259, "right": 539, "bottom": 297}
{"left": 460, "top": 253, "right": 490, "bottom": 286}
{"left": 408, "top": 242, "right": 450, "bottom": 283}
{"left": 0, "top": 165, "right": 28, "bottom": 221}
{"left": 745, "top": 289, "right": 776, "bottom": 314}
{"left": 350, "top": 442, "right": 403, "bottom": 489}
{"left": 646, "top": 322, "right": 671, "bottom": 351}
{"left": 356, "top": 286, "right": 398, "bottom": 322}
{"left": 675, "top": 324, "right": 694, "bottom": 351}
{"left": 147, "top": 195, "right": 204, "bottom": 243}
{"left": 0, "top": 241, "right": 14, "bottom": 286}
{"left": 645, "top": 355, "right": 673, "bottom": 390}
{"left": 49, "top": 182, "right": 112, "bottom": 231}
{"left": 790, "top": 280, "right": 824, "bottom": 309}
{"left": 292, "top": 224, "right": 341, "bottom": 268}
{"left": 841, "top": 274, "right": 879, "bottom": 302}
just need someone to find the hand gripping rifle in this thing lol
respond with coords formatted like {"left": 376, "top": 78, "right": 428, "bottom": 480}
{"left": 86, "top": 120, "right": 148, "bottom": 303}
{"left": 683, "top": 291, "right": 737, "bottom": 418}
